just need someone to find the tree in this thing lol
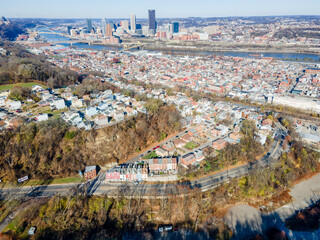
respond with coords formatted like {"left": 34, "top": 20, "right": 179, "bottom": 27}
{"left": 144, "top": 98, "right": 164, "bottom": 114}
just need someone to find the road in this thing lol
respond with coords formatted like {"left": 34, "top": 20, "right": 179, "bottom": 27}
{"left": 0, "top": 133, "right": 283, "bottom": 200}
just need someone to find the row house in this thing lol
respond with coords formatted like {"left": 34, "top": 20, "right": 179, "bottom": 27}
{"left": 148, "top": 157, "right": 178, "bottom": 174}
{"left": 105, "top": 163, "right": 148, "bottom": 182}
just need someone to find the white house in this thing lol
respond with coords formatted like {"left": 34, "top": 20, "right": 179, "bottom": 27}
{"left": 36, "top": 113, "right": 48, "bottom": 122}
{"left": 7, "top": 100, "right": 21, "bottom": 110}
{"left": 85, "top": 107, "right": 98, "bottom": 117}
{"left": 94, "top": 114, "right": 110, "bottom": 126}
{"left": 0, "top": 96, "right": 6, "bottom": 106}
{"left": 77, "top": 121, "right": 93, "bottom": 130}
{"left": 113, "top": 111, "right": 125, "bottom": 121}
{"left": 32, "top": 85, "right": 44, "bottom": 92}
{"left": 71, "top": 98, "right": 83, "bottom": 108}
{"left": 51, "top": 99, "right": 66, "bottom": 110}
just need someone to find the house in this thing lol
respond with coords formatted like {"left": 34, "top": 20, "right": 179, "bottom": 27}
{"left": 51, "top": 98, "right": 66, "bottom": 110}
{"left": 35, "top": 113, "right": 48, "bottom": 122}
{"left": 173, "top": 138, "right": 186, "bottom": 148}
{"left": 94, "top": 114, "right": 110, "bottom": 126}
{"left": 181, "top": 153, "right": 196, "bottom": 167}
{"left": 229, "top": 132, "right": 241, "bottom": 143}
{"left": 84, "top": 166, "right": 97, "bottom": 180}
{"left": 105, "top": 164, "right": 149, "bottom": 182}
{"left": 162, "top": 141, "right": 175, "bottom": 153}
{"left": 257, "top": 133, "right": 267, "bottom": 145}
{"left": 85, "top": 107, "right": 98, "bottom": 117}
{"left": 105, "top": 166, "right": 121, "bottom": 181}
{"left": 194, "top": 150, "right": 205, "bottom": 162}
{"left": 113, "top": 111, "right": 125, "bottom": 121}
{"left": 0, "top": 96, "right": 6, "bottom": 106}
{"left": 37, "top": 100, "right": 50, "bottom": 107}
{"left": 262, "top": 118, "right": 273, "bottom": 126}
{"left": 6, "top": 100, "right": 21, "bottom": 110}
{"left": 224, "top": 137, "right": 236, "bottom": 145}
{"left": 180, "top": 132, "right": 193, "bottom": 142}
{"left": 71, "top": 98, "right": 83, "bottom": 108}
{"left": 32, "top": 85, "right": 44, "bottom": 92}
{"left": 148, "top": 157, "right": 178, "bottom": 173}
{"left": 77, "top": 121, "right": 93, "bottom": 130}
{"left": 70, "top": 115, "right": 82, "bottom": 125}
{"left": 155, "top": 147, "right": 168, "bottom": 157}
{"left": 212, "top": 138, "right": 227, "bottom": 150}
{"left": 211, "top": 125, "right": 229, "bottom": 137}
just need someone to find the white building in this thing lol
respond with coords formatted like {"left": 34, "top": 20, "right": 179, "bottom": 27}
{"left": 36, "top": 114, "right": 48, "bottom": 122}
{"left": 6, "top": 100, "right": 21, "bottom": 110}
{"left": 51, "top": 99, "right": 66, "bottom": 110}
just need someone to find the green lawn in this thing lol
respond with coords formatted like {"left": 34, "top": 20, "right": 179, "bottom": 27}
{"left": 0, "top": 82, "right": 47, "bottom": 91}
{"left": 184, "top": 141, "right": 198, "bottom": 150}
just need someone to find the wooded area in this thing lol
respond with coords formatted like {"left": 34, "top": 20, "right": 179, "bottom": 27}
{"left": 1, "top": 190, "right": 231, "bottom": 240}
{"left": 0, "top": 41, "right": 79, "bottom": 88}
{"left": 0, "top": 103, "right": 181, "bottom": 182}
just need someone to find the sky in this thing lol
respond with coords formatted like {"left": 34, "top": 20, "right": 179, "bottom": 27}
{"left": 1, "top": 0, "right": 320, "bottom": 19}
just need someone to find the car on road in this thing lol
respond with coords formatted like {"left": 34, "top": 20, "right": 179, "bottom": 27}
{"left": 133, "top": 181, "right": 139, "bottom": 185}
{"left": 139, "top": 154, "right": 143, "bottom": 158}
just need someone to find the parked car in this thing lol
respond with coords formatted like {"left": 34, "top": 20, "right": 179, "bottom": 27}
{"left": 159, "top": 225, "right": 173, "bottom": 232}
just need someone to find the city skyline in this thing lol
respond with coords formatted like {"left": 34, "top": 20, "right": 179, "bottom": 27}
{"left": 1, "top": 0, "right": 320, "bottom": 18}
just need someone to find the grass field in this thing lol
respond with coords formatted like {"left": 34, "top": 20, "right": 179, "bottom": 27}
{"left": 0, "top": 82, "right": 47, "bottom": 91}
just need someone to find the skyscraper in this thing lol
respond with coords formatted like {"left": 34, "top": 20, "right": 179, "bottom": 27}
{"left": 120, "top": 20, "right": 129, "bottom": 31}
{"left": 101, "top": 18, "right": 107, "bottom": 36}
{"left": 86, "top": 19, "right": 92, "bottom": 33}
{"left": 173, "top": 22, "right": 179, "bottom": 33}
{"left": 106, "top": 23, "right": 113, "bottom": 36}
{"left": 130, "top": 13, "right": 136, "bottom": 33}
{"left": 67, "top": 26, "right": 72, "bottom": 35}
{"left": 148, "top": 9, "right": 156, "bottom": 34}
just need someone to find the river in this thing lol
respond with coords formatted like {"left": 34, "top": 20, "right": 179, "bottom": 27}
{"left": 39, "top": 31, "right": 320, "bottom": 61}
